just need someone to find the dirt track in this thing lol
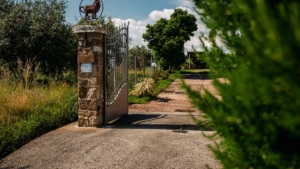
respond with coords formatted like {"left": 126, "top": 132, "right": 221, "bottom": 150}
{"left": 129, "top": 73, "right": 220, "bottom": 113}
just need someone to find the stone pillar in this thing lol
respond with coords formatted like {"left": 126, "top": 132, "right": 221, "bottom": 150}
{"left": 73, "top": 25, "right": 106, "bottom": 127}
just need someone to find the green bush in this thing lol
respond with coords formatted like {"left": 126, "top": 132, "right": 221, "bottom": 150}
{"left": 160, "top": 71, "right": 169, "bottom": 80}
{"left": 151, "top": 71, "right": 160, "bottom": 82}
{"left": 184, "top": 0, "right": 300, "bottom": 168}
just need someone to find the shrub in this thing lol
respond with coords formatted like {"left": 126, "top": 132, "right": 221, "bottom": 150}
{"left": 129, "top": 78, "right": 155, "bottom": 97}
{"left": 184, "top": 0, "right": 300, "bottom": 168}
{"left": 160, "top": 71, "right": 169, "bottom": 80}
{"left": 151, "top": 71, "right": 160, "bottom": 81}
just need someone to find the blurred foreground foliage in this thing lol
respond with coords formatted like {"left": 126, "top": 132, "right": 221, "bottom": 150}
{"left": 184, "top": 0, "right": 300, "bottom": 168}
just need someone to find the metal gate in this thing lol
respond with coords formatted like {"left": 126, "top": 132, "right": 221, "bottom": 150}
{"left": 104, "top": 22, "right": 129, "bottom": 123}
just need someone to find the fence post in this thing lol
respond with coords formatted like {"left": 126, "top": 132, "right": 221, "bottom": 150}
{"left": 143, "top": 57, "right": 145, "bottom": 78}
{"left": 134, "top": 55, "right": 137, "bottom": 85}
{"left": 189, "top": 52, "right": 191, "bottom": 70}
{"left": 150, "top": 57, "right": 152, "bottom": 75}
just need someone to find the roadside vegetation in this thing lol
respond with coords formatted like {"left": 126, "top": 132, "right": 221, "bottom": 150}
{"left": 0, "top": 60, "right": 78, "bottom": 159}
{"left": 0, "top": 0, "right": 78, "bottom": 159}
{"left": 128, "top": 72, "right": 178, "bottom": 104}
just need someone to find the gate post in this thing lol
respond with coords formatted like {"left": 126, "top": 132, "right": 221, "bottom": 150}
{"left": 73, "top": 25, "right": 106, "bottom": 127}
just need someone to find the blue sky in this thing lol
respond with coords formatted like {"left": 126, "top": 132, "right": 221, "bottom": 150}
{"left": 65, "top": 0, "right": 210, "bottom": 51}
{"left": 66, "top": 0, "right": 183, "bottom": 23}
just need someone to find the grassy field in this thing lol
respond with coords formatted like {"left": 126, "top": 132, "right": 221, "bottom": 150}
{"left": 0, "top": 84, "right": 78, "bottom": 159}
{"left": 0, "top": 59, "right": 78, "bottom": 159}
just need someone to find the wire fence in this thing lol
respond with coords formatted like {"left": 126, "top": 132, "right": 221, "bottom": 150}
{"left": 128, "top": 57, "right": 162, "bottom": 90}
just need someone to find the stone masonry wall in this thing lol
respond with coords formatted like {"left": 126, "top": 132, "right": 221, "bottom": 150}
{"left": 73, "top": 25, "right": 106, "bottom": 127}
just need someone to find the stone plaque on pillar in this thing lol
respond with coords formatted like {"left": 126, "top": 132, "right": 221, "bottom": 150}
{"left": 74, "top": 25, "right": 106, "bottom": 127}
{"left": 81, "top": 63, "right": 92, "bottom": 73}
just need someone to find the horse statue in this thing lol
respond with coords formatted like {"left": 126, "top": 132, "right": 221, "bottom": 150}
{"left": 79, "top": 0, "right": 101, "bottom": 20}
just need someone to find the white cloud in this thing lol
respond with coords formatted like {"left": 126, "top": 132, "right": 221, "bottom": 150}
{"left": 111, "top": 18, "right": 148, "bottom": 47}
{"left": 149, "top": 9, "right": 174, "bottom": 21}
{"left": 111, "top": 4, "right": 211, "bottom": 53}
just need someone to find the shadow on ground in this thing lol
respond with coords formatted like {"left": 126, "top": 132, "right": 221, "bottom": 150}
{"left": 104, "top": 114, "right": 212, "bottom": 131}
{"left": 181, "top": 73, "right": 210, "bottom": 80}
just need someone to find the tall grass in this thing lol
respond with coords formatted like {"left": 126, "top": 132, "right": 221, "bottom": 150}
{"left": 0, "top": 59, "right": 78, "bottom": 159}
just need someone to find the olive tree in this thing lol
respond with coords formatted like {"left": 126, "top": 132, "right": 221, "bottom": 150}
{"left": 0, "top": 0, "right": 77, "bottom": 74}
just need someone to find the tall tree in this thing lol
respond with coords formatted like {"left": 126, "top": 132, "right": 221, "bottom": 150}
{"left": 142, "top": 9, "right": 197, "bottom": 71}
{"left": 0, "top": 0, "right": 77, "bottom": 74}
{"left": 184, "top": 0, "right": 300, "bottom": 168}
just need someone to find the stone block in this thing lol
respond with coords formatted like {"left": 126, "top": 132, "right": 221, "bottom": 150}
{"left": 79, "top": 77, "right": 88, "bottom": 85}
{"left": 98, "top": 77, "right": 103, "bottom": 86}
{"left": 78, "top": 116, "right": 89, "bottom": 127}
{"left": 91, "top": 65, "right": 99, "bottom": 77}
{"left": 78, "top": 110, "right": 98, "bottom": 117}
{"left": 89, "top": 111, "right": 98, "bottom": 116}
{"left": 77, "top": 65, "right": 81, "bottom": 74}
{"left": 79, "top": 116, "right": 101, "bottom": 127}
{"left": 78, "top": 98, "right": 88, "bottom": 110}
{"left": 87, "top": 88, "right": 97, "bottom": 99}
{"left": 100, "top": 87, "right": 104, "bottom": 99}
{"left": 98, "top": 55, "right": 103, "bottom": 65}
{"left": 78, "top": 98, "right": 99, "bottom": 110}
{"left": 78, "top": 54, "right": 95, "bottom": 63}
{"left": 93, "top": 46, "right": 103, "bottom": 53}
{"left": 78, "top": 110, "right": 88, "bottom": 117}
{"left": 88, "top": 77, "right": 97, "bottom": 85}
{"left": 79, "top": 86, "right": 88, "bottom": 98}
{"left": 88, "top": 99, "right": 97, "bottom": 110}
{"left": 88, "top": 116, "right": 98, "bottom": 127}
{"left": 89, "top": 38, "right": 102, "bottom": 46}
{"left": 98, "top": 66, "right": 103, "bottom": 75}
{"left": 93, "top": 53, "right": 98, "bottom": 64}
{"left": 78, "top": 47, "right": 93, "bottom": 54}
{"left": 73, "top": 25, "right": 107, "bottom": 34}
